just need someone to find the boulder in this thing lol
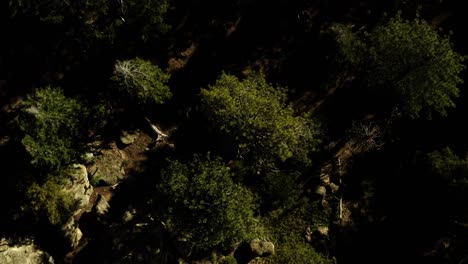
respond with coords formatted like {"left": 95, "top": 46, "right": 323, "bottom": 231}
{"left": 82, "top": 152, "right": 94, "bottom": 164}
{"left": 249, "top": 239, "right": 275, "bottom": 257}
{"left": 62, "top": 164, "right": 93, "bottom": 210}
{"left": 89, "top": 145, "right": 127, "bottom": 186}
{"left": 120, "top": 130, "right": 140, "bottom": 145}
{"left": 95, "top": 194, "right": 110, "bottom": 216}
{"left": 0, "top": 238, "right": 54, "bottom": 264}
{"left": 122, "top": 208, "right": 136, "bottom": 223}
{"left": 315, "top": 186, "right": 326, "bottom": 196}
{"left": 316, "top": 226, "right": 329, "bottom": 237}
{"left": 61, "top": 218, "right": 83, "bottom": 249}
{"left": 329, "top": 182, "right": 339, "bottom": 193}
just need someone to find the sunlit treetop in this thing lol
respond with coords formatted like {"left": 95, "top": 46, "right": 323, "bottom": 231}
{"left": 200, "top": 73, "right": 321, "bottom": 169}
{"left": 333, "top": 13, "right": 466, "bottom": 119}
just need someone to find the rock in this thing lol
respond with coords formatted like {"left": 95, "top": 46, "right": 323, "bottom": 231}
{"left": 87, "top": 164, "right": 98, "bottom": 175}
{"left": 120, "top": 130, "right": 140, "bottom": 145}
{"left": 61, "top": 218, "right": 83, "bottom": 249}
{"left": 62, "top": 164, "right": 93, "bottom": 210}
{"left": 329, "top": 182, "right": 339, "bottom": 193}
{"left": 0, "top": 238, "right": 54, "bottom": 264}
{"left": 316, "top": 226, "right": 329, "bottom": 237}
{"left": 249, "top": 239, "right": 275, "bottom": 257}
{"left": 91, "top": 145, "right": 128, "bottom": 185}
{"left": 311, "top": 226, "right": 330, "bottom": 254}
{"left": 95, "top": 194, "right": 110, "bottom": 216}
{"left": 320, "top": 198, "right": 329, "bottom": 208}
{"left": 320, "top": 175, "right": 330, "bottom": 185}
{"left": 82, "top": 153, "right": 94, "bottom": 164}
{"left": 122, "top": 208, "right": 136, "bottom": 223}
{"left": 305, "top": 226, "right": 313, "bottom": 242}
{"left": 315, "top": 186, "right": 326, "bottom": 196}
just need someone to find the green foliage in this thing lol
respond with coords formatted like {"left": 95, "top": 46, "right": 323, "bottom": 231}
{"left": 8, "top": 0, "right": 170, "bottom": 41}
{"left": 366, "top": 13, "right": 465, "bottom": 118}
{"left": 262, "top": 199, "right": 334, "bottom": 264}
{"left": 25, "top": 176, "right": 77, "bottom": 225}
{"left": 333, "top": 13, "right": 465, "bottom": 118}
{"left": 261, "top": 170, "right": 303, "bottom": 210}
{"left": 221, "top": 255, "right": 238, "bottom": 264}
{"left": 200, "top": 73, "right": 321, "bottom": 168}
{"left": 158, "top": 155, "right": 257, "bottom": 253}
{"left": 9, "top": 0, "right": 68, "bottom": 23}
{"left": 120, "top": 0, "right": 171, "bottom": 41}
{"left": 328, "top": 23, "right": 366, "bottom": 68}
{"left": 111, "top": 58, "right": 172, "bottom": 108}
{"left": 427, "top": 147, "right": 468, "bottom": 190}
{"left": 270, "top": 241, "right": 332, "bottom": 264}
{"left": 18, "top": 87, "right": 88, "bottom": 169}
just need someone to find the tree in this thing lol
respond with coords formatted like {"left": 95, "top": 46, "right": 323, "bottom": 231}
{"left": 427, "top": 147, "right": 468, "bottom": 191}
{"left": 111, "top": 57, "right": 172, "bottom": 108}
{"left": 200, "top": 73, "right": 320, "bottom": 169}
{"left": 18, "top": 87, "right": 88, "bottom": 169}
{"left": 334, "top": 13, "right": 465, "bottom": 119}
{"left": 118, "top": 0, "right": 171, "bottom": 41}
{"left": 158, "top": 155, "right": 257, "bottom": 253}
{"left": 8, "top": 0, "right": 170, "bottom": 41}
{"left": 25, "top": 176, "right": 77, "bottom": 225}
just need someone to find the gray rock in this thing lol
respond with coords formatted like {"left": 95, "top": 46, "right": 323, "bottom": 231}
{"left": 320, "top": 175, "right": 330, "bottom": 185}
{"left": 250, "top": 239, "right": 275, "bottom": 257}
{"left": 315, "top": 186, "right": 326, "bottom": 196}
{"left": 91, "top": 146, "right": 127, "bottom": 185}
{"left": 95, "top": 194, "right": 110, "bottom": 216}
{"left": 0, "top": 238, "right": 54, "bottom": 264}
{"left": 61, "top": 218, "right": 83, "bottom": 249}
{"left": 82, "top": 152, "right": 94, "bottom": 164}
{"left": 122, "top": 208, "right": 136, "bottom": 223}
{"left": 62, "top": 164, "right": 93, "bottom": 210}
{"left": 329, "top": 182, "right": 339, "bottom": 193}
{"left": 316, "top": 226, "right": 329, "bottom": 237}
{"left": 120, "top": 130, "right": 140, "bottom": 145}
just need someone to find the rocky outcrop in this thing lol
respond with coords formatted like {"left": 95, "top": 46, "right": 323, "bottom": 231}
{"left": 306, "top": 225, "right": 330, "bottom": 254}
{"left": 120, "top": 130, "right": 140, "bottom": 145}
{"left": 122, "top": 208, "right": 136, "bottom": 223}
{"left": 0, "top": 238, "right": 54, "bottom": 264}
{"left": 315, "top": 186, "right": 326, "bottom": 196}
{"left": 61, "top": 218, "right": 83, "bottom": 249}
{"left": 62, "top": 164, "right": 93, "bottom": 210}
{"left": 95, "top": 194, "right": 110, "bottom": 216}
{"left": 60, "top": 164, "right": 92, "bottom": 249}
{"left": 87, "top": 144, "right": 127, "bottom": 186}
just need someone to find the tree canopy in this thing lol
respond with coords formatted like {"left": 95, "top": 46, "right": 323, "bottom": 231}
{"left": 25, "top": 176, "right": 77, "bottom": 225}
{"left": 200, "top": 73, "right": 320, "bottom": 169}
{"left": 427, "top": 147, "right": 468, "bottom": 191}
{"left": 8, "top": 0, "right": 170, "bottom": 41}
{"left": 4, "top": 2, "right": 468, "bottom": 263}
{"left": 111, "top": 57, "right": 172, "bottom": 108}
{"left": 158, "top": 155, "right": 257, "bottom": 252}
{"left": 18, "top": 87, "right": 89, "bottom": 169}
{"left": 334, "top": 13, "right": 465, "bottom": 118}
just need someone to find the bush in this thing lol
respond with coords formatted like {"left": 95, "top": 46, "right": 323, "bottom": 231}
{"left": 158, "top": 155, "right": 257, "bottom": 253}
{"left": 200, "top": 73, "right": 321, "bottom": 169}
{"left": 18, "top": 87, "right": 89, "bottom": 170}
{"left": 25, "top": 176, "right": 77, "bottom": 225}
{"left": 111, "top": 57, "right": 172, "bottom": 108}
{"left": 333, "top": 13, "right": 465, "bottom": 118}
